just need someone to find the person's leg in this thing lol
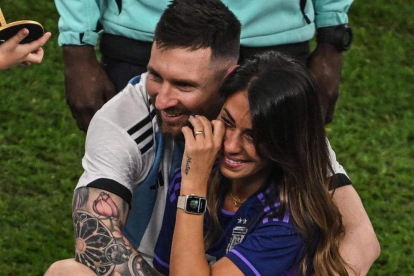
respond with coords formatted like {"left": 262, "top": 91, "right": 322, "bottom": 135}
{"left": 101, "top": 55, "right": 148, "bottom": 93}
{"left": 100, "top": 33, "right": 152, "bottom": 93}
{"left": 44, "top": 259, "right": 96, "bottom": 276}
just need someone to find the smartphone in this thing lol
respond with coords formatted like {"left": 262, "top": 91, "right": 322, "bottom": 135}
{"left": 0, "top": 9, "right": 44, "bottom": 44}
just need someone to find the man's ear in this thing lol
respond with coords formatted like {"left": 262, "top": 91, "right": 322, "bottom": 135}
{"left": 224, "top": 64, "right": 239, "bottom": 79}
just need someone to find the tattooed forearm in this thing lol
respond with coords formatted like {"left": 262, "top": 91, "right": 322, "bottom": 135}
{"left": 73, "top": 189, "right": 159, "bottom": 276}
{"left": 184, "top": 157, "right": 192, "bottom": 175}
{"left": 129, "top": 253, "right": 160, "bottom": 276}
{"left": 73, "top": 209, "right": 117, "bottom": 275}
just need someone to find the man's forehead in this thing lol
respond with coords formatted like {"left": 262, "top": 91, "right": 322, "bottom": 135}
{"left": 148, "top": 43, "right": 215, "bottom": 82}
{"left": 150, "top": 42, "right": 213, "bottom": 61}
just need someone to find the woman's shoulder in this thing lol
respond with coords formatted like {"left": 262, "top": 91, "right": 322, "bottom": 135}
{"left": 248, "top": 187, "right": 296, "bottom": 229}
{"left": 226, "top": 197, "right": 304, "bottom": 276}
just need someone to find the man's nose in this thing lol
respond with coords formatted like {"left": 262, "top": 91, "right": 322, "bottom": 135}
{"left": 154, "top": 83, "right": 179, "bottom": 110}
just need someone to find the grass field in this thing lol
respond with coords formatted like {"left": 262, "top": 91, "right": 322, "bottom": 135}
{"left": 1, "top": 1, "right": 413, "bottom": 275}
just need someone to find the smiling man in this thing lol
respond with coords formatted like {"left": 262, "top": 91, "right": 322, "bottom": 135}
{"left": 45, "top": 0, "right": 379, "bottom": 275}
{"left": 146, "top": 45, "right": 227, "bottom": 137}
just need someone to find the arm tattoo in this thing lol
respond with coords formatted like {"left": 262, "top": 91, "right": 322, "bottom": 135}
{"left": 73, "top": 187, "right": 89, "bottom": 212}
{"left": 184, "top": 157, "right": 192, "bottom": 175}
{"left": 129, "top": 253, "right": 160, "bottom": 276}
{"left": 73, "top": 191, "right": 159, "bottom": 275}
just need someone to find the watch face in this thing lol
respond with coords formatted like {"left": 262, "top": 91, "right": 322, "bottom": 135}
{"left": 342, "top": 28, "right": 353, "bottom": 49}
{"left": 343, "top": 32, "right": 351, "bottom": 47}
{"left": 186, "top": 195, "right": 207, "bottom": 214}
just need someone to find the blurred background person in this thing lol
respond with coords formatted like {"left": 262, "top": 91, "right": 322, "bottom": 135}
{"left": 55, "top": 0, "right": 353, "bottom": 131}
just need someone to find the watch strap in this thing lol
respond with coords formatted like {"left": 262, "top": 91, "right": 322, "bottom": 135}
{"left": 317, "top": 25, "right": 353, "bottom": 52}
{"left": 177, "top": 195, "right": 186, "bottom": 211}
{"left": 177, "top": 194, "right": 207, "bottom": 214}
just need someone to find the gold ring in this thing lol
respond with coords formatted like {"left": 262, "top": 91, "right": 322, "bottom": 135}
{"left": 195, "top": 130, "right": 204, "bottom": 135}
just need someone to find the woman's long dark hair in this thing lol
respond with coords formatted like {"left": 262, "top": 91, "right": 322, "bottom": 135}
{"left": 205, "top": 51, "right": 349, "bottom": 276}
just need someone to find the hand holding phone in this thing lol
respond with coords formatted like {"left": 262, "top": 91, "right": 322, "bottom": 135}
{"left": 0, "top": 8, "right": 44, "bottom": 44}
{"left": 0, "top": 8, "right": 51, "bottom": 70}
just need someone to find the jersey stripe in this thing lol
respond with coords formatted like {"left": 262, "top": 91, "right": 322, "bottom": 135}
{"left": 154, "top": 254, "right": 169, "bottom": 269}
{"left": 140, "top": 139, "right": 154, "bottom": 155}
{"left": 150, "top": 106, "right": 156, "bottom": 118}
{"left": 134, "top": 127, "right": 153, "bottom": 144}
{"left": 127, "top": 113, "right": 155, "bottom": 155}
{"left": 127, "top": 115, "right": 151, "bottom": 135}
{"left": 231, "top": 249, "right": 261, "bottom": 276}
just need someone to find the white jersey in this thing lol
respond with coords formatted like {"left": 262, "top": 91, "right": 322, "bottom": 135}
{"left": 75, "top": 73, "right": 350, "bottom": 265}
{"left": 76, "top": 73, "right": 183, "bottom": 264}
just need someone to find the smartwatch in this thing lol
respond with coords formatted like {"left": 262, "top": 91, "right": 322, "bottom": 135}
{"left": 316, "top": 25, "right": 353, "bottom": 52}
{"left": 177, "top": 194, "right": 207, "bottom": 215}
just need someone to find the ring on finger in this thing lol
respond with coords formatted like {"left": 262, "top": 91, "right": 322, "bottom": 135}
{"left": 195, "top": 130, "right": 204, "bottom": 136}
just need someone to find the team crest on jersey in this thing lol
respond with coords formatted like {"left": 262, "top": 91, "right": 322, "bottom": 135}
{"left": 226, "top": 226, "right": 248, "bottom": 253}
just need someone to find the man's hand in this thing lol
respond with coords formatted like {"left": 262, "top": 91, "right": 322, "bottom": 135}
{"left": 63, "top": 46, "right": 116, "bottom": 131}
{"left": 0, "top": 28, "right": 51, "bottom": 70}
{"left": 307, "top": 43, "right": 344, "bottom": 124}
{"left": 332, "top": 185, "right": 380, "bottom": 275}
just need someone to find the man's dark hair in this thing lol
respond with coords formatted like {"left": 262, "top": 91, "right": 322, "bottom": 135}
{"left": 154, "top": 0, "right": 241, "bottom": 62}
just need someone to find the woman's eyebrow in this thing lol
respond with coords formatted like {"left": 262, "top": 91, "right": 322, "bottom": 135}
{"left": 223, "top": 108, "right": 235, "bottom": 123}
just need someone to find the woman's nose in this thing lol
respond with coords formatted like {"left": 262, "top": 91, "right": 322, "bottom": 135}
{"left": 224, "top": 130, "right": 242, "bottom": 154}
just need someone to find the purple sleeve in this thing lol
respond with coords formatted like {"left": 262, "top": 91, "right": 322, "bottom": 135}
{"left": 226, "top": 222, "right": 304, "bottom": 276}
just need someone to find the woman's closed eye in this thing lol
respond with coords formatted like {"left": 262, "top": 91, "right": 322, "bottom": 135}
{"left": 220, "top": 116, "right": 233, "bottom": 128}
{"left": 244, "top": 130, "right": 254, "bottom": 142}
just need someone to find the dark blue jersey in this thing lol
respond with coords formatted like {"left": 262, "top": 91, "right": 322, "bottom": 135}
{"left": 153, "top": 170, "right": 305, "bottom": 276}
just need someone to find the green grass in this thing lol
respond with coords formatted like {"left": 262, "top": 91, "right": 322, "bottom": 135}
{"left": 0, "top": 1, "right": 413, "bottom": 275}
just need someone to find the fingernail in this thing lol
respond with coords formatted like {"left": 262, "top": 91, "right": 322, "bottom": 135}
{"left": 189, "top": 115, "right": 195, "bottom": 119}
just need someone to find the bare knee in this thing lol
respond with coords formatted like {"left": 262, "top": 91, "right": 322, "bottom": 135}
{"left": 44, "top": 259, "right": 95, "bottom": 276}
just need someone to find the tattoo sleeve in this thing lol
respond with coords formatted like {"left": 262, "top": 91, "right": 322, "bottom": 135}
{"left": 73, "top": 188, "right": 160, "bottom": 276}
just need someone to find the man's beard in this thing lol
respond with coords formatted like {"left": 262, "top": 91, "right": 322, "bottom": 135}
{"left": 155, "top": 109, "right": 188, "bottom": 140}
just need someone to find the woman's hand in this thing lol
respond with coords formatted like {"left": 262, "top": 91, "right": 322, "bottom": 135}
{"left": 180, "top": 116, "right": 225, "bottom": 192}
